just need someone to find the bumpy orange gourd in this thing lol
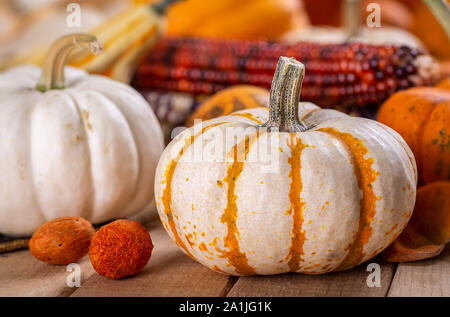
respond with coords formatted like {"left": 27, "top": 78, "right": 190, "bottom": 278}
{"left": 378, "top": 87, "right": 450, "bottom": 184}
{"left": 185, "top": 86, "right": 270, "bottom": 127}
{"left": 89, "top": 219, "right": 153, "bottom": 279}
{"left": 165, "top": 0, "right": 309, "bottom": 40}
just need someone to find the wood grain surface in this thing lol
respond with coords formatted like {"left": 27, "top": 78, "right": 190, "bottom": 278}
{"left": 0, "top": 214, "right": 448, "bottom": 297}
{"left": 388, "top": 245, "right": 450, "bottom": 297}
{"left": 227, "top": 261, "right": 396, "bottom": 297}
{"left": 71, "top": 214, "right": 236, "bottom": 297}
{"left": 0, "top": 249, "right": 94, "bottom": 297}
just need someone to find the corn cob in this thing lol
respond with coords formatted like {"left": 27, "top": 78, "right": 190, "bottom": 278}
{"left": 138, "top": 90, "right": 205, "bottom": 143}
{"left": 143, "top": 90, "right": 202, "bottom": 124}
{"left": 132, "top": 37, "right": 439, "bottom": 108}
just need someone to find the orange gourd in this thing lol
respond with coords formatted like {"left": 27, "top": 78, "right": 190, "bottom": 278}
{"left": 165, "top": 0, "right": 309, "bottom": 40}
{"left": 383, "top": 181, "right": 450, "bottom": 262}
{"left": 185, "top": 85, "right": 270, "bottom": 127}
{"left": 436, "top": 77, "right": 450, "bottom": 90}
{"left": 378, "top": 87, "right": 450, "bottom": 184}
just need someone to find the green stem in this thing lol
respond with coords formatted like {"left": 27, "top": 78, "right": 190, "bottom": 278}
{"left": 151, "top": 0, "right": 182, "bottom": 15}
{"left": 262, "top": 57, "right": 308, "bottom": 133}
{"left": 422, "top": 0, "right": 450, "bottom": 40}
{"left": 36, "top": 34, "right": 102, "bottom": 93}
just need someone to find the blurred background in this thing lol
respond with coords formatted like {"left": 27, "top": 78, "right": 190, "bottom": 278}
{"left": 1, "top": 0, "right": 449, "bottom": 60}
{"left": 0, "top": 0, "right": 449, "bottom": 137}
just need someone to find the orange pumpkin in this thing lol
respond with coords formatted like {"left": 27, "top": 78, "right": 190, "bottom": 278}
{"left": 436, "top": 77, "right": 450, "bottom": 90}
{"left": 378, "top": 87, "right": 450, "bottom": 184}
{"left": 164, "top": 0, "right": 309, "bottom": 40}
{"left": 439, "top": 61, "right": 450, "bottom": 78}
{"left": 185, "top": 85, "right": 270, "bottom": 127}
{"left": 382, "top": 181, "right": 450, "bottom": 262}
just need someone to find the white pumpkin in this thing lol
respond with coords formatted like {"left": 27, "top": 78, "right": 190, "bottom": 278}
{"left": 0, "top": 34, "right": 164, "bottom": 236}
{"left": 155, "top": 57, "right": 417, "bottom": 275}
{"left": 282, "top": 0, "right": 423, "bottom": 49}
{"left": 282, "top": 26, "right": 424, "bottom": 49}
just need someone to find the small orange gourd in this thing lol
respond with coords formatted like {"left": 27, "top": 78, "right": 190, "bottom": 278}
{"left": 378, "top": 87, "right": 450, "bottom": 184}
{"left": 29, "top": 217, "right": 95, "bottom": 265}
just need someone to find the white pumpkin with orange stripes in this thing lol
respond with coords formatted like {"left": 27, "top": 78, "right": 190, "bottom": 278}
{"left": 155, "top": 57, "right": 417, "bottom": 275}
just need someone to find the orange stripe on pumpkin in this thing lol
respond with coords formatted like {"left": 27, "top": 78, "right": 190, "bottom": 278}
{"left": 286, "top": 134, "right": 308, "bottom": 272}
{"left": 300, "top": 108, "right": 320, "bottom": 121}
{"left": 185, "top": 233, "right": 195, "bottom": 247}
{"left": 212, "top": 265, "right": 230, "bottom": 275}
{"left": 199, "top": 242, "right": 215, "bottom": 256}
{"left": 319, "top": 127, "right": 379, "bottom": 271}
{"left": 161, "top": 122, "right": 225, "bottom": 258}
{"left": 220, "top": 132, "right": 261, "bottom": 275}
{"left": 385, "top": 224, "right": 398, "bottom": 236}
{"left": 231, "top": 111, "right": 264, "bottom": 124}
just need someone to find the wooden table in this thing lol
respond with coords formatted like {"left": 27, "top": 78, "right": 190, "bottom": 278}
{"left": 0, "top": 214, "right": 448, "bottom": 297}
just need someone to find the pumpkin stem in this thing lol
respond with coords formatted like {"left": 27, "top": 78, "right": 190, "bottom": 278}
{"left": 36, "top": 34, "right": 102, "bottom": 92}
{"left": 262, "top": 56, "right": 308, "bottom": 132}
{"left": 422, "top": 0, "right": 450, "bottom": 39}
{"left": 342, "top": 0, "right": 361, "bottom": 39}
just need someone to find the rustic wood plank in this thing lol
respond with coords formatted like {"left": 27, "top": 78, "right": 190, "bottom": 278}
{"left": 0, "top": 250, "right": 95, "bottom": 297}
{"left": 227, "top": 260, "right": 396, "bottom": 297}
{"left": 388, "top": 245, "right": 450, "bottom": 297}
{"left": 71, "top": 214, "right": 235, "bottom": 297}
{"left": 0, "top": 205, "right": 157, "bottom": 297}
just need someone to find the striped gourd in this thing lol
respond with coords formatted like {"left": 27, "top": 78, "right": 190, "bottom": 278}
{"left": 1, "top": 1, "right": 180, "bottom": 83}
{"left": 154, "top": 57, "right": 417, "bottom": 275}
